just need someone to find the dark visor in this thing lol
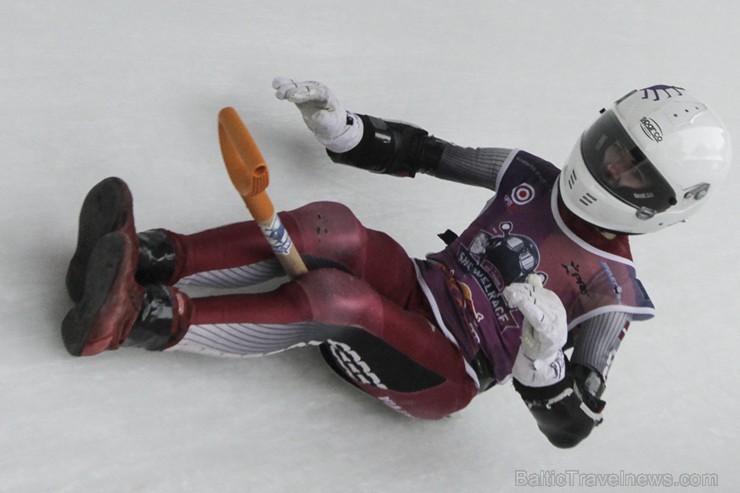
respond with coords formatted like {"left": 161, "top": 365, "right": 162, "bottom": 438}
{"left": 581, "top": 110, "right": 676, "bottom": 216}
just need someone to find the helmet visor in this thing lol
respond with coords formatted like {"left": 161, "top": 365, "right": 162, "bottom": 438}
{"left": 581, "top": 110, "right": 676, "bottom": 216}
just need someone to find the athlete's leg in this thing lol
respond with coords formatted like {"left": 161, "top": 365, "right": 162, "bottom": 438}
{"left": 66, "top": 177, "right": 413, "bottom": 302}
{"left": 163, "top": 201, "right": 419, "bottom": 307}
{"left": 173, "top": 268, "right": 476, "bottom": 419}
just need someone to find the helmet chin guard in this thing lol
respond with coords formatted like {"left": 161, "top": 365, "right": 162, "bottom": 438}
{"left": 560, "top": 85, "right": 731, "bottom": 234}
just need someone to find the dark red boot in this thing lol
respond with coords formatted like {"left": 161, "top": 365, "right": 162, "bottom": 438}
{"left": 62, "top": 231, "right": 143, "bottom": 356}
{"left": 66, "top": 177, "right": 136, "bottom": 303}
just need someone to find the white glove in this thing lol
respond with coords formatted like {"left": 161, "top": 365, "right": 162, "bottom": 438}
{"left": 503, "top": 274, "right": 568, "bottom": 387}
{"left": 272, "top": 77, "right": 363, "bottom": 153}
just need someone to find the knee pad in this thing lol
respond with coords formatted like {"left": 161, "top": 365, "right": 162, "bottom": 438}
{"left": 285, "top": 202, "right": 367, "bottom": 274}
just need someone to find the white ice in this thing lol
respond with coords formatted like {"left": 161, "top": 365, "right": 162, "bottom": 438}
{"left": 2, "top": 1, "right": 740, "bottom": 492}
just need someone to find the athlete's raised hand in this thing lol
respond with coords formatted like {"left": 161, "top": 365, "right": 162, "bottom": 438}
{"left": 272, "top": 77, "right": 363, "bottom": 153}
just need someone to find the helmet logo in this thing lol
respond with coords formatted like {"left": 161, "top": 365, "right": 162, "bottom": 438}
{"left": 640, "top": 117, "right": 663, "bottom": 143}
{"left": 640, "top": 85, "right": 685, "bottom": 101}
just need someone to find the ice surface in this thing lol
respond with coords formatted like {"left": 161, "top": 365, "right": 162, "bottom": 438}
{"left": 2, "top": 1, "right": 739, "bottom": 492}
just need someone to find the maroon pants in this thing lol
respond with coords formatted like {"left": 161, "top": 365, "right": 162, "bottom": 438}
{"left": 166, "top": 202, "right": 477, "bottom": 419}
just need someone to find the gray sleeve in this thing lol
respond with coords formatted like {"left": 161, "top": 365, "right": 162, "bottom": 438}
{"left": 426, "top": 145, "right": 514, "bottom": 191}
{"left": 570, "top": 311, "right": 631, "bottom": 381}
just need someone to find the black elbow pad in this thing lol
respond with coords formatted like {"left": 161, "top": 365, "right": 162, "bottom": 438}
{"left": 327, "top": 114, "right": 446, "bottom": 176}
{"left": 514, "top": 373, "right": 605, "bottom": 449}
{"left": 526, "top": 386, "right": 603, "bottom": 448}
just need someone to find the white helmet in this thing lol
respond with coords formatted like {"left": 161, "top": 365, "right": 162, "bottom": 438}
{"left": 560, "top": 85, "right": 732, "bottom": 234}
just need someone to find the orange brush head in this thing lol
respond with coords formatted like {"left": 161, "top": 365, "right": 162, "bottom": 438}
{"left": 218, "top": 106, "right": 270, "bottom": 198}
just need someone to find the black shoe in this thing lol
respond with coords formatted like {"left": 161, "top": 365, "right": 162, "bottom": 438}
{"left": 66, "top": 177, "right": 136, "bottom": 303}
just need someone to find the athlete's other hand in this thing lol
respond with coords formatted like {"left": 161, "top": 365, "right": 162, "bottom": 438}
{"left": 504, "top": 274, "right": 568, "bottom": 387}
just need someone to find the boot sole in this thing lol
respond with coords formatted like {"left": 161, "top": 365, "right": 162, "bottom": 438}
{"left": 61, "top": 232, "right": 142, "bottom": 356}
{"left": 66, "top": 177, "right": 135, "bottom": 303}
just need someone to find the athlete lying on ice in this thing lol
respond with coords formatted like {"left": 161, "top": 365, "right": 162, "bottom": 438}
{"left": 61, "top": 79, "right": 731, "bottom": 448}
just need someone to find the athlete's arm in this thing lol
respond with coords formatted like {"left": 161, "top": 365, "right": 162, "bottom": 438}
{"left": 327, "top": 114, "right": 511, "bottom": 191}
